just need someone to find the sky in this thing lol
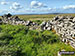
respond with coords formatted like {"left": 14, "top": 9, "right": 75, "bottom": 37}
{"left": 0, "top": 0, "right": 75, "bottom": 15}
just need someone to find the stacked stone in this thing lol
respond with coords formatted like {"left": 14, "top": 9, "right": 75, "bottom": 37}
{"left": 40, "top": 21, "right": 52, "bottom": 30}
{"left": 1, "top": 13, "right": 75, "bottom": 48}
{"left": 52, "top": 16, "right": 75, "bottom": 48}
{"left": 1, "top": 13, "right": 38, "bottom": 26}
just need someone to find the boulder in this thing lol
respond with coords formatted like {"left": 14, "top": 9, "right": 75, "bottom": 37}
{"left": 12, "top": 16, "right": 20, "bottom": 21}
{"left": 40, "top": 21, "right": 46, "bottom": 27}
{"left": 54, "top": 16, "right": 59, "bottom": 21}
{"left": 25, "top": 21, "right": 32, "bottom": 26}
{"left": 73, "top": 17, "right": 75, "bottom": 22}
{"left": 47, "top": 27, "right": 52, "bottom": 30}
{"left": 2, "top": 13, "right": 12, "bottom": 18}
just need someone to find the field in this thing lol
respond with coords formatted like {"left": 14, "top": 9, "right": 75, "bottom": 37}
{"left": 16, "top": 14, "right": 56, "bottom": 21}
{"left": 16, "top": 14, "right": 75, "bottom": 21}
{"left": 0, "top": 14, "right": 75, "bottom": 56}
{"left": 0, "top": 16, "right": 1, "bottom": 19}
{"left": 0, "top": 14, "right": 75, "bottom": 21}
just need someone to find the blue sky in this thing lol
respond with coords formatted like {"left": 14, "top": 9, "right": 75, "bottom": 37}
{"left": 0, "top": 0, "right": 75, "bottom": 15}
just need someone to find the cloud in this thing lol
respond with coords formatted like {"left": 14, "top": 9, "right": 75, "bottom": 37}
{"left": 0, "top": 1, "right": 9, "bottom": 5}
{"left": 30, "top": 1, "right": 47, "bottom": 8}
{"left": 10, "top": 2, "right": 23, "bottom": 10}
{"left": 63, "top": 5, "right": 75, "bottom": 9}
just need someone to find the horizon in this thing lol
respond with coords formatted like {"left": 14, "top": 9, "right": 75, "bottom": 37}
{"left": 1, "top": 13, "right": 75, "bottom": 16}
{"left": 0, "top": 0, "right": 75, "bottom": 15}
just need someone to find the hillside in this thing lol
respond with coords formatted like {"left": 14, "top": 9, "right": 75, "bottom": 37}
{"left": 0, "top": 24, "right": 75, "bottom": 56}
{"left": 0, "top": 14, "right": 75, "bottom": 56}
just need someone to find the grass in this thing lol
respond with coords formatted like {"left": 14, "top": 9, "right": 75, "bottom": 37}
{"left": 0, "top": 16, "right": 1, "bottom": 19}
{"left": 0, "top": 14, "right": 75, "bottom": 56}
{"left": 0, "top": 24, "right": 75, "bottom": 56}
{"left": 16, "top": 14, "right": 75, "bottom": 20}
{"left": 16, "top": 14, "right": 56, "bottom": 20}
{"left": 0, "top": 13, "right": 75, "bottom": 20}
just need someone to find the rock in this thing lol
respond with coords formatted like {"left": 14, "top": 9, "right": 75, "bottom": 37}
{"left": 25, "top": 21, "right": 31, "bottom": 26}
{"left": 12, "top": 16, "right": 20, "bottom": 21}
{"left": 54, "top": 16, "right": 59, "bottom": 21}
{"left": 52, "top": 16, "right": 75, "bottom": 48}
{"left": 43, "top": 27, "right": 46, "bottom": 30}
{"left": 1, "top": 14, "right": 75, "bottom": 49}
{"left": 32, "top": 22, "right": 38, "bottom": 26}
{"left": 46, "top": 22, "right": 49, "bottom": 27}
{"left": 2, "top": 13, "right": 12, "bottom": 18}
{"left": 73, "top": 17, "right": 75, "bottom": 22}
{"left": 58, "top": 51, "right": 61, "bottom": 56}
{"left": 47, "top": 27, "right": 52, "bottom": 30}
{"left": 40, "top": 21, "right": 46, "bottom": 26}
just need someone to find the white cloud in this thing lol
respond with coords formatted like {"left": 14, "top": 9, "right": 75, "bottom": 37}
{"left": 10, "top": 2, "right": 23, "bottom": 10}
{"left": 63, "top": 5, "right": 75, "bottom": 9}
{"left": 31, "top": 1, "right": 47, "bottom": 8}
{"left": 0, "top": 1, "right": 9, "bottom": 5}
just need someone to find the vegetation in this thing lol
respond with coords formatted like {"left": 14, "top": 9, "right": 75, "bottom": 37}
{"left": 15, "top": 14, "right": 75, "bottom": 21}
{"left": 1, "top": 13, "right": 75, "bottom": 20}
{"left": 0, "top": 14, "right": 75, "bottom": 56}
{"left": 0, "top": 24, "right": 75, "bottom": 56}
{"left": 16, "top": 14, "right": 56, "bottom": 20}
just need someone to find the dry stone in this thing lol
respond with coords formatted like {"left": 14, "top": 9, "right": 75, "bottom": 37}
{"left": 1, "top": 13, "right": 75, "bottom": 48}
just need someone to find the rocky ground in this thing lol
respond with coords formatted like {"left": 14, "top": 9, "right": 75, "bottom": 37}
{"left": 0, "top": 13, "right": 75, "bottom": 48}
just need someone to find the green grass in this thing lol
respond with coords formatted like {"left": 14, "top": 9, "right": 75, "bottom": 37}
{"left": 0, "top": 14, "right": 75, "bottom": 56}
{"left": 0, "top": 24, "right": 75, "bottom": 56}
{"left": 16, "top": 14, "right": 75, "bottom": 21}
{"left": 0, "top": 14, "right": 75, "bottom": 21}
{"left": 16, "top": 14, "right": 56, "bottom": 20}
